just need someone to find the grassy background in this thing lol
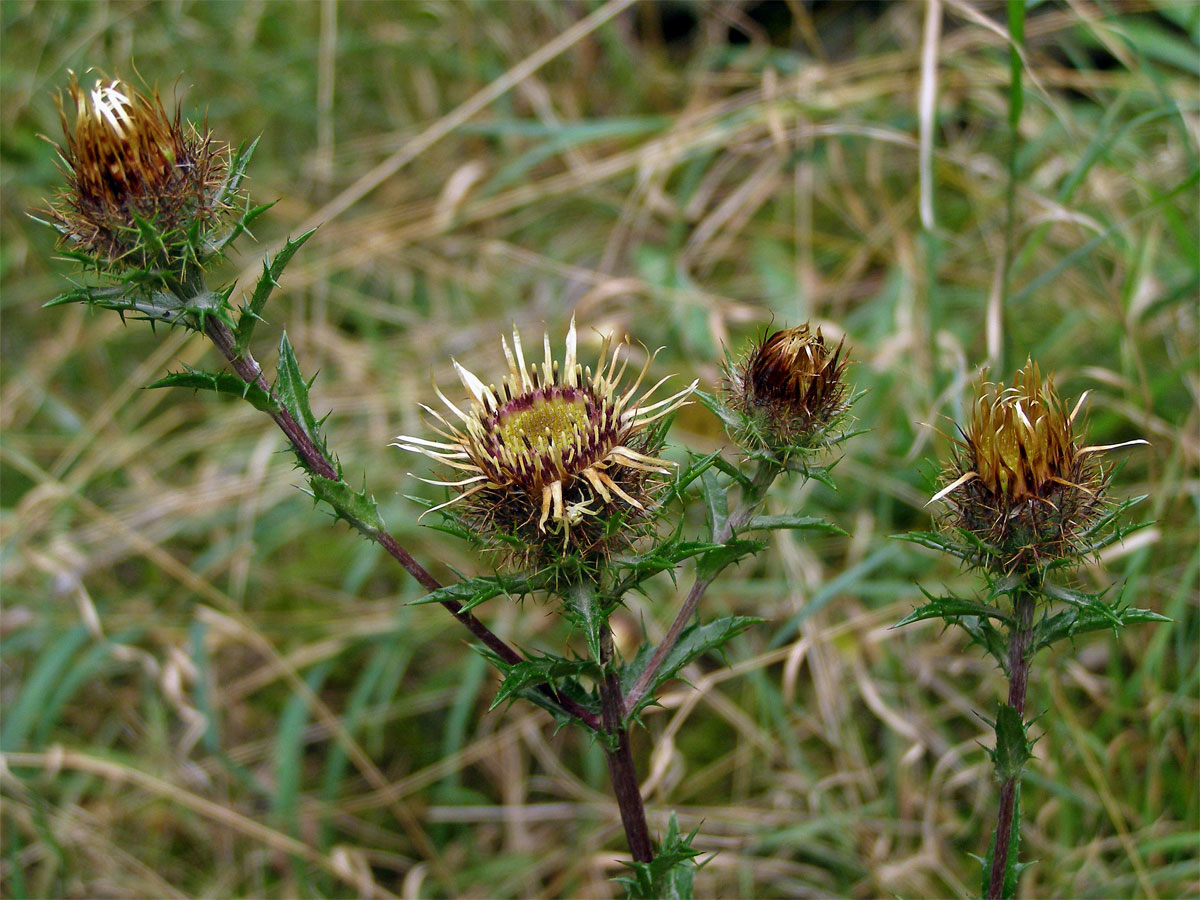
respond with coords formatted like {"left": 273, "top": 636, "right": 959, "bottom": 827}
{"left": 1, "top": 1, "right": 1197, "bottom": 897}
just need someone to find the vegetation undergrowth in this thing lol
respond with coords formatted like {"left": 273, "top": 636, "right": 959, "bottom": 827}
{"left": 2, "top": 2, "right": 1195, "bottom": 898}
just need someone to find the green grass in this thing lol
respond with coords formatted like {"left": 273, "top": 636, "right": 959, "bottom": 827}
{"left": 2, "top": 1, "right": 1197, "bottom": 897}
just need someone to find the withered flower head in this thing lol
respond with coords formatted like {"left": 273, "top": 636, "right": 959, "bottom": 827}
{"left": 931, "top": 360, "right": 1144, "bottom": 568}
{"left": 393, "top": 317, "right": 696, "bottom": 563}
{"left": 44, "top": 71, "right": 228, "bottom": 269}
{"left": 725, "top": 323, "right": 850, "bottom": 451}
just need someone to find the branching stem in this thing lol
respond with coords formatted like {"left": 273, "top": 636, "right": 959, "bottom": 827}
{"left": 624, "top": 457, "right": 779, "bottom": 714}
{"left": 202, "top": 316, "right": 601, "bottom": 732}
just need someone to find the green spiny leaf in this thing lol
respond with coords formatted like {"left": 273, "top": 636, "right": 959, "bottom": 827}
{"left": 1033, "top": 602, "right": 1170, "bottom": 654}
{"left": 623, "top": 616, "right": 761, "bottom": 720}
{"left": 666, "top": 450, "right": 725, "bottom": 501}
{"left": 409, "top": 573, "right": 538, "bottom": 613}
{"left": 488, "top": 653, "right": 600, "bottom": 711}
{"left": 147, "top": 366, "right": 278, "bottom": 414}
{"left": 744, "top": 514, "right": 847, "bottom": 535}
{"left": 893, "top": 530, "right": 977, "bottom": 563}
{"left": 894, "top": 589, "right": 1013, "bottom": 629}
{"left": 130, "top": 211, "right": 167, "bottom": 260}
{"left": 615, "top": 812, "right": 703, "bottom": 900}
{"left": 699, "top": 466, "right": 728, "bottom": 539}
{"left": 235, "top": 229, "right": 317, "bottom": 353}
{"left": 217, "top": 136, "right": 260, "bottom": 204}
{"left": 307, "top": 476, "right": 386, "bottom": 537}
{"left": 695, "top": 538, "right": 764, "bottom": 581}
{"left": 274, "top": 331, "right": 329, "bottom": 459}
{"left": 960, "top": 615, "right": 1010, "bottom": 669}
{"left": 992, "top": 702, "right": 1031, "bottom": 782}
{"left": 694, "top": 388, "right": 740, "bottom": 430}
{"left": 563, "top": 583, "right": 606, "bottom": 665}
{"left": 711, "top": 454, "right": 754, "bottom": 490}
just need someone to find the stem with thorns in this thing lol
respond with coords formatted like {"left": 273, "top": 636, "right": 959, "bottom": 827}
{"left": 988, "top": 577, "right": 1036, "bottom": 900}
{"left": 202, "top": 315, "right": 601, "bottom": 732}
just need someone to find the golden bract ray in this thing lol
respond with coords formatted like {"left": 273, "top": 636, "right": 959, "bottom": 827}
{"left": 393, "top": 316, "right": 696, "bottom": 554}
{"left": 931, "top": 359, "right": 1147, "bottom": 566}
{"left": 44, "top": 70, "right": 229, "bottom": 268}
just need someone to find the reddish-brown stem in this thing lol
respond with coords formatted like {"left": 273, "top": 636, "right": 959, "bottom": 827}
{"left": 599, "top": 625, "right": 653, "bottom": 863}
{"left": 202, "top": 317, "right": 600, "bottom": 732}
{"left": 987, "top": 584, "right": 1036, "bottom": 900}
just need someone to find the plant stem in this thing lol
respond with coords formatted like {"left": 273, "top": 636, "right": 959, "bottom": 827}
{"left": 624, "top": 458, "right": 779, "bottom": 714}
{"left": 202, "top": 317, "right": 601, "bottom": 732}
{"left": 599, "top": 622, "right": 654, "bottom": 863}
{"left": 988, "top": 580, "right": 1036, "bottom": 900}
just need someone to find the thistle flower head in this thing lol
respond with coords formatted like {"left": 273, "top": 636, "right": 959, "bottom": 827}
{"left": 394, "top": 317, "right": 695, "bottom": 564}
{"left": 43, "top": 71, "right": 229, "bottom": 269}
{"left": 931, "top": 360, "right": 1143, "bottom": 569}
{"left": 724, "top": 323, "right": 850, "bottom": 453}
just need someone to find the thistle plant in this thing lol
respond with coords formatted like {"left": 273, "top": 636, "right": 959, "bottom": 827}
{"left": 35, "top": 72, "right": 857, "bottom": 897}
{"left": 900, "top": 361, "right": 1164, "bottom": 899}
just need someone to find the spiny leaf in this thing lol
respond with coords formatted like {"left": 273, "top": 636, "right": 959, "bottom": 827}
{"left": 960, "top": 615, "right": 1009, "bottom": 669}
{"left": 694, "top": 388, "right": 740, "bottom": 430}
{"left": 147, "top": 366, "right": 278, "bottom": 414}
{"left": 991, "top": 702, "right": 1031, "bottom": 782}
{"left": 614, "top": 539, "right": 727, "bottom": 587}
{"left": 695, "top": 538, "right": 764, "bottom": 581}
{"left": 699, "top": 466, "right": 728, "bottom": 539}
{"left": 130, "top": 211, "right": 167, "bottom": 259}
{"left": 894, "top": 589, "right": 1013, "bottom": 629}
{"left": 507, "top": 679, "right": 599, "bottom": 731}
{"left": 1033, "top": 602, "right": 1170, "bottom": 654}
{"left": 488, "top": 653, "right": 600, "bottom": 711}
{"left": 744, "top": 514, "right": 847, "bottom": 535}
{"left": 274, "top": 331, "right": 328, "bottom": 457}
{"left": 409, "top": 573, "right": 539, "bottom": 613}
{"left": 307, "top": 476, "right": 386, "bottom": 537}
{"left": 563, "top": 583, "right": 606, "bottom": 665}
{"left": 234, "top": 229, "right": 317, "bottom": 353}
{"left": 615, "top": 812, "right": 704, "bottom": 900}
{"left": 217, "top": 136, "right": 260, "bottom": 204}
{"left": 893, "top": 530, "right": 977, "bottom": 563}
{"left": 665, "top": 450, "right": 725, "bottom": 501}
{"left": 622, "top": 616, "right": 761, "bottom": 719}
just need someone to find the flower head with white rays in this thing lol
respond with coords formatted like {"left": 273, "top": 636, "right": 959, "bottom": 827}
{"left": 394, "top": 317, "right": 696, "bottom": 563}
{"left": 930, "top": 359, "right": 1147, "bottom": 569}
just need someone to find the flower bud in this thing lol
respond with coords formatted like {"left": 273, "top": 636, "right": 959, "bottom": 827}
{"left": 44, "top": 72, "right": 229, "bottom": 270}
{"left": 931, "top": 360, "right": 1137, "bottom": 568}
{"left": 724, "top": 324, "right": 850, "bottom": 452}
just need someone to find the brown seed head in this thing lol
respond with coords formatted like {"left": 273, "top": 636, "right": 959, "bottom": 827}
{"left": 44, "top": 72, "right": 228, "bottom": 268}
{"left": 934, "top": 360, "right": 1119, "bottom": 568}
{"left": 726, "top": 324, "right": 850, "bottom": 450}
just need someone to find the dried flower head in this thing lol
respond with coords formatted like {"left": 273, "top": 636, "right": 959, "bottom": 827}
{"left": 724, "top": 324, "right": 850, "bottom": 452}
{"left": 931, "top": 360, "right": 1144, "bottom": 568}
{"left": 43, "top": 71, "right": 229, "bottom": 269}
{"left": 394, "top": 317, "right": 695, "bottom": 563}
